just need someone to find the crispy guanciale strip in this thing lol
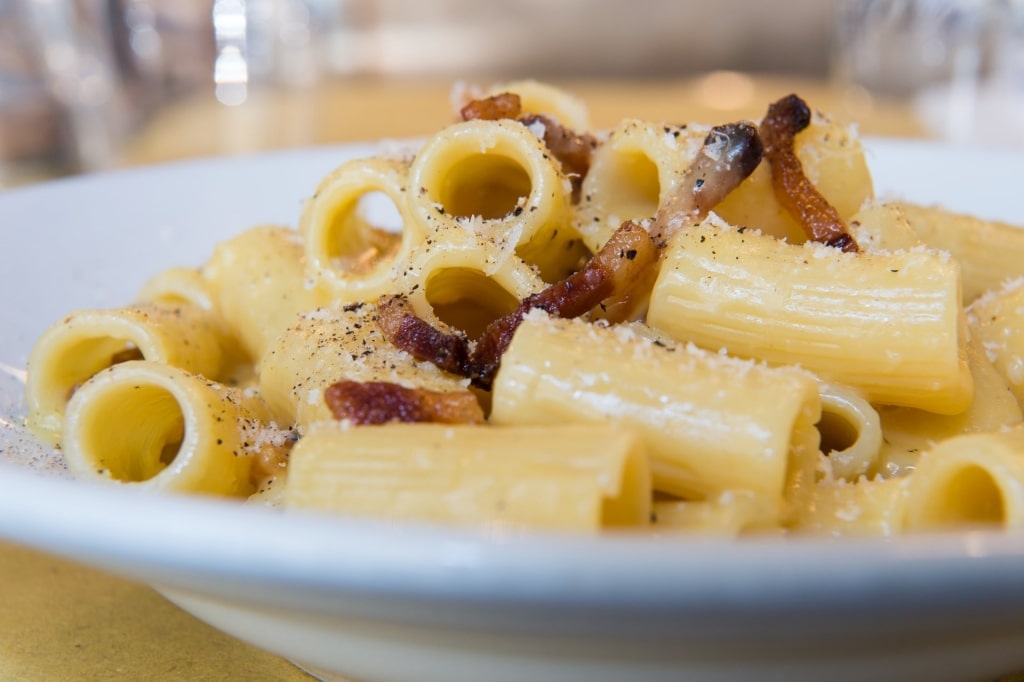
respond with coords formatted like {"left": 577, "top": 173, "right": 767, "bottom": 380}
{"left": 324, "top": 379, "right": 484, "bottom": 425}
{"left": 760, "top": 94, "right": 858, "bottom": 252}
{"left": 466, "top": 220, "right": 658, "bottom": 389}
{"left": 377, "top": 294, "right": 471, "bottom": 376}
{"left": 459, "top": 92, "right": 522, "bottom": 121}
{"left": 380, "top": 119, "right": 764, "bottom": 378}
{"left": 461, "top": 92, "right": 597, "bottom": 200}
{"left": 650, "top": 122, "right": 764, "bottom": 245}
{"left": 594, "top": 122, "right": 763, "bottom": 323}
{"left": 376, "top": 222, "right": 657, "bottom": 389}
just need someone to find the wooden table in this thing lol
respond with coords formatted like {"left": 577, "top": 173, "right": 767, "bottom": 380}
{"left": 4, "top": 74, "right": 1003, "bottom": 682}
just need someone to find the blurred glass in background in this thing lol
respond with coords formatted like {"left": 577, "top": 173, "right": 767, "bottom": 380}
{"left": 832, "top": 0, "right": 1024, "bottom": 146}
{"left": 0, "top": 0, "right": 836, "bottom": 185}
{"left": 0, "top": 0, "right": 213, "bottom": 185}
{"left": 0, "top": 0, "right": 1022, "bottom": 188}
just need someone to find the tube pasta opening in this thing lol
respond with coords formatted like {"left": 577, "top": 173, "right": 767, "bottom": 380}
{"left": 817, "top": 383, "right": 882, "bottom": 481}
{"left": 402, "top": 235, "right": 545, "bottom": 339}
{"left": 818, "top": 412, "right": 858, "bottom": 458}
{"left": 905, "top": 431, "right": 1024, "bottom": 530}
{"left": 72, "top": 380, "right": 185, "bottom": 482}
{"left": 574, "top": 119, "right": 706, "bottom": 252}
{"left": 62, "top": 361, "right": 267, "bottom": 496}
{"left": 912, "top": 464, "right": 1004, "bottom": 527}
{"left": 322, "top": 191, "right": 403, "bottom": 274}
{"left": 603, "top": 153, "right": 661, "bottom": 230}
{"left": 425, "top": 267, "right": 520, "bottom": 340}
{"left": 408, "top": 119, "right": 578, "bottom": 281}
{"left": 940, "top": 465, "right": 1004, "bottom": 523}
{"left": 301, "top": 158, "right": 421, "bottom": 305}
{"left": 586, "top": 150, "right": 660, "bottom": 225}
{"left": 25, "top": 303, "right": 223, "bottom": 447}
{"left": 441, "top": 154, "right": 532, "bottom": 220}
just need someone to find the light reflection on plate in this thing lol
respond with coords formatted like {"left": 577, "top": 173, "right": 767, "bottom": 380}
{"left": 2, "top": 141, "right": 1024, "bottom": 682}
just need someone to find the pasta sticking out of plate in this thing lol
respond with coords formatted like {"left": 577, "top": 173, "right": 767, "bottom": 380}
{"left": 23, "top": 81, "right": 1024, "bottom": 537}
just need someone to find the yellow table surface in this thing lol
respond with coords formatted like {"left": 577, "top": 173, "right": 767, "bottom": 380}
{"left": 3, "top": 74, "right": 1019, "bottom": 681}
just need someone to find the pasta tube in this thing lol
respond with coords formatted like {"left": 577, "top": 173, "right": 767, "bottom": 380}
{"left": 259, "top": 303, "right": 469, "bottom": 430}
{"left": 25, "top": 302, "right": 223, "bottom": 446}
{"left": 648, "top": 217, "right": 972, "bottom": 414}
{"left": 793, "top": 477, "right": 909, "bottom": 537}
{"left": 817, "top": 382, "right": 882, "bottom": 482}
{"left": 904, "top": 429, "right": 1024, "bottom": 530}
{"left": 714, "top": 112, "right": 873, "bottom": 243}
{"left": 137, "top": 266, "right": 252, "bottom": 384}
{"left": 482, "top": 79, "right": 590, "bottom": 130}
{"left": 285, "top": 422, "right": 651, "bottom": 531}
{"left": 847, "top": 202, "right": 923, "bottom": 253}
{"left": 967, "top": 279, "right": 1024, "bottom": 407}
{"left": 407, "top": 118, "right": 582, "bottom": 281}
{"left": 202, "top": 225, "right": 328, "bottom": 361}
{"left": 489, "top": 312, "right": 822, "bottom": 507}
{"left": 652, "top": 491, "right": 780, "bottom": 537}
{"left": 875, "top": 334, "right": 1023, "bottom": 476}
{"left": 574, "top": 118, "right": 708, "bottom": 252}
{"left": 575, "top": 114, "right": 873, "bottom": 251}
{"left": 62, "top": 361, "right": 289, "bottom": 496}
{"left": 898, "top": 202, "right": 1024, "bottom": 303}
{"left": 400, "top": 230, "right": 545, "bottom": 340}
{"left": 137, "top": 266, "right": 218, "bottom": 311}
{"left": 300, "top": 157, "right": 424, "bottom": 305}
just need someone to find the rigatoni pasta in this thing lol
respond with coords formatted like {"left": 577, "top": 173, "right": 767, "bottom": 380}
{"left": 63, "top": 360, "right": 288, "bottom": 496}
{"left": 202, "top": 224, "right": 328, "bottom": 360}
{"left": 258, "top": 302, "right": 469, "bottom": 430}
{"left": 300, "top": 157, "right": 423, "bottom": 306}
{"left": 406, "top": 118, "right": 584, "bottom": 281}
{"left": 22, "top": 80, "right": 1024, "bottom": 538}
{"left": 25, "top": 302, "right": 224, "bottom": 446}
{"left": 904, "top": 431, "right": 1024, "bottom": 530}
{"left": 286, "top": 422, "right": 650, "bottom": 531}
{"left": 646, "top": 215, "right": 972, "bottom": 414}
{"left": 489, "top": 311, "right": 821, "bottom": 511}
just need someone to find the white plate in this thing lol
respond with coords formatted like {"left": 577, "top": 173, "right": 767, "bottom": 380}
{"left": 2, "top": 140, "right": 1024, "bottom": 682}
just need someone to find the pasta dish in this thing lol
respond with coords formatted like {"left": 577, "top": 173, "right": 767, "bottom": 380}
{"left": 22, "top": 81, "right": 1024, "bottom": 537}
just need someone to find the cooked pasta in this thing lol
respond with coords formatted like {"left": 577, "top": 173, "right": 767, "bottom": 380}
{"left": 25, "top": 302, "right": 223, "bottom": 446}
{"left": 904, "top": 430, "right": 1024, "bottom": 530}
{"left": 489, "top": 311, "right": 822, "bottom": 513}
{"left": 286, "top": 422, "right": 650, "bottom": 531}
{"left": 62, "top": 360, "right": 288, "bottom": 496}
{"left": 22, "top": 80, "right": 1024, "bottom": 537}
{"left": 406, "top": 118, "right": 584, "bottom": 281}
{"left": 646, "top": 215, "right": 972, "bottom": 414}
{"left": 299, "top": 156, "right": 423, "bottom": 306}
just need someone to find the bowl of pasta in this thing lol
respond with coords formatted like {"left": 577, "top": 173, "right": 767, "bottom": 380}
{"left": 3, "top": 82, "right": 1024, "bottom": 682}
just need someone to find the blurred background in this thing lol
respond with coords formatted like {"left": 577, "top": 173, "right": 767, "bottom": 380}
{"left": 1, "top": 0, "right": 1023, "bottom": 186}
